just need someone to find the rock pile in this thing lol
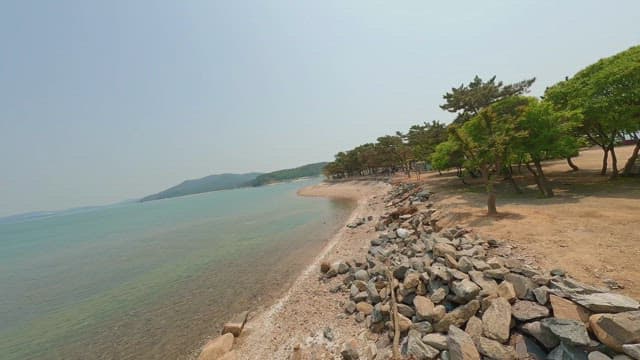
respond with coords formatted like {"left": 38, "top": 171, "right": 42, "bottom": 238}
{"left": 321, "top": 183, "right": 640, "bottom": 360}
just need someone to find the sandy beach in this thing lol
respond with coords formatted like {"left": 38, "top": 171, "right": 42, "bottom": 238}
{"left": 232, "top": 180, "right": 390, "bottom": 359}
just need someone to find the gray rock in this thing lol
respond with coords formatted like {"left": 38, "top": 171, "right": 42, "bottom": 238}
{"left": 513, "top": 333, "right": 547, "bottom": 360}
{"left": 520, "top": 321, "right": 560, "bottom": 350}
{"left": 433, "top": 243, "right": 457, "bottom": 258}
{"left": 345, "top": 301, "right": 357, "bottom": 314}
{"left": 431, "top": 287, "right": 448, "bottom": 304}
{"left": 533, "top": 286, "right": 550, "bottom": 305}
{"left": 397, "top": 303, "right": 416, "bottom": 318}
{"left": 366, "top": 282, "right": 381, "bottom": 304}
{"left": 423, "top": 333, "right": 449, "bottom": 350}
{"left": 451, "top": 279, "right": 481, "bottom": 302}
{"left": 590, "top": 311, "right": 640, "bottom": 352}
{"left": 434, "top": 300, "right": 480, "bottom": 332}
{"left": 447, "top": 325, "right": 481, "bottom": 360}
{"left": 412, "top": 321, "right": 434, "bottom": 336}
{"left": 323, "top": 327, "right": 335, "bottom": 341}
{"left": 588, "top": 351, "right": 613, "bottom": 360}
{"left": 572, "top": 293, "right": 640, "bottom": 313}
{"left": 397, "top": 228, "right": 411, "bottom": 239}
{"left": 484, "top": 267, "right": 510, "bottom": 280}
{"left": 482, "top": 297, "right": 511, "bottom": 343}
{"left": 341, "top": 338, "right": 360, "bottom": 360}
{"left": 404, "top": 330, "right": 440, "bottom": 359}
{"left": 504, "top": 273, "right": 536, "bottom": 300}
{"left": 511, "top": 300, "right": 550, "bottom": 321}
{"left": 623, "top": 344, "right": 640, "bottom": 360}
{"left": 332, "top": 261, "right": 350, "bottom": 275}
{"left": 469, "top": 271, "right": 498, "bottom": 294}
{"left": 547, "top": 343, "right": 588, "bottom": 360}
{"left": 354, "top": 269, "right": 369, "bottom": 281}
{"left": 476, "top": 337, "right": 517, "bottom": 360}
{"left": 470, "top": 258, "right": 491, "bottom": 271}
{"left": 458, "top": 256, "right": 474, "bottom": 273}
{"left": 540, "top": 318, "right": 590, "bottom": 346}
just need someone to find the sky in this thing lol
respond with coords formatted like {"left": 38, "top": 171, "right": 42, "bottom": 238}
{"left": 1, "top": 1, "right": 639, "bottom": 217}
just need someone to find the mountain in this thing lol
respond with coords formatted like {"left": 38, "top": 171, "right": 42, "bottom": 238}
{"left": 248, "top": 162, "right": 328, "bottom": 186}
{"left": 140, "top": 173, "right": 262, "bottom": 202}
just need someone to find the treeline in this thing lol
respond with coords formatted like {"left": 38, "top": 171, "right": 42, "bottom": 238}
{"left": 325, "top": 45, "right": 640, "bottom": 215}
{"left": 248, "top": 162, "right": 328, "bottom": 186}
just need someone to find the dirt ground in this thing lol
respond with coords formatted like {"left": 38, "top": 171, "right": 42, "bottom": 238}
{"left": 404, "top": 145, "right": 640, "bottom": 298}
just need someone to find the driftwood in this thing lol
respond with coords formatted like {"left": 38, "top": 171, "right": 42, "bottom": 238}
{"left": 386, "top": 268, "right": 401, "bottom": 360}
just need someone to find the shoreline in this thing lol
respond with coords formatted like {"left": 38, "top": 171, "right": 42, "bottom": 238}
{"left": 230, "top": 180, "right": 390, "bottom": 359}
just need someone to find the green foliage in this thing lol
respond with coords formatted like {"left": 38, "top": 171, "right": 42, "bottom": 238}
{"left": 404, "top": 121, "right": 448, "bottom": 162}
{"left": 249, "top": 162, "right": 328, "bottom": 186}
{"left": 431, "top": 140, "right": 463, "bottom": 171}
{"left": 441, "top": 75, "right": 536, "bottom": 124}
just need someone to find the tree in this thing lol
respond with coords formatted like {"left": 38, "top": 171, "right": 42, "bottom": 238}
{"left": 545, "top": 45, "right": 640, "bottom": 177}
{"left": 514, "top": 99, "right": 581, "bottom": 197}
{"left": 446, "top": 96, "right": 529, "bottom": 215}
{"left": 441, "top": 75, "right": 536, "bottom": 125}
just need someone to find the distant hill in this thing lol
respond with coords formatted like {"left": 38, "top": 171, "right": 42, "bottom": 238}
{"left": 140, "top": 173, "right": 261, "bottom": 202}
{"left": 248, "top": 162, "right": 328, "bottom": 186}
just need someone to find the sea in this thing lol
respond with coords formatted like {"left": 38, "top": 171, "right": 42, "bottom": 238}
{"left": 0, "top": 178, "right": 354, "bottom": 359}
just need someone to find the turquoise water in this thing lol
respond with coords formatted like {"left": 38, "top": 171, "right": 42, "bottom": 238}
{"left": 0, "top": 179, "right": 354, "bottom": 359}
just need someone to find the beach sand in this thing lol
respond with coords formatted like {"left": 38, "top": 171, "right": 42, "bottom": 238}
{"left": 233, "top": 180, "right": 390, "bottom": 359}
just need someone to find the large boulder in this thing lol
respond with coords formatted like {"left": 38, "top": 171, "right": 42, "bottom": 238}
{"left": 433, "top": 243, "right": 457, "bottom": 258}
{"left": 447, "top": 325, "right": 481, "bottom": 360}
{"left": 414, "top": 295, "right": 436, "bottom": 321}
{"left": 589, "top": 311, "right": 640, "bottom": 352}
{"left": 198, "top": 333, "right": 234, "bottom": 360}
{"left": 451, "top": 279, "right": 481, "bottom": 302}
{"left": 549, "top": 295, "right": 591, "bottom": 324}
{"left": 622, "top": 344, "right": 640, "bottom": 360}
{"left": 547, "top": 343, "right": 588, "bottom": 360}
{"left": 520, "top": 321, "right": 560, "bottom": 349}
{"left": 540, "top": 318, "right": 590, "bottom": 347}
{"left": 504, "top": 273, "right": 536, "bottom": 300}
{"left": 482, "top": 297, "right": 511, "bottom": 343}
{"left": 222, "top": 311, "right": 248, "bottom": 337}
{"left": 423, "top": 333, "right": 449, "bottom": 350}
{"left": 572, "top": 293, "right": 640, "bottom": 313}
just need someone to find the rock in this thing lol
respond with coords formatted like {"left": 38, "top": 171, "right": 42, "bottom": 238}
{"left": 504, "top": 273, "right": 536, "bottom": 300}
{"left": 221, "top": 311, "right": 249, "bottom": 337}
{"left": 404, "top": 330, "right": 440, "bottom": 359}
{"left": 511, "top": 300, "right": 550, "bottom": 321}
{"left": 447, "top": 325, "right": 481, "bottom": 360}
{"left": 613, "top": 355, "right": 634, "bottom": 360}
{"left": 353, "top": 291, "right": 368, "bottom": 303}
{"left": 476, "top": 337, "right": 517, "bottom": 360}
{"left": 423, "top": 333, "right": 449, "bottom": 350}
{"left": 512, "top": 333, "right": 547, "bottom": 360}
{"left": 458, "top": 257, "right": 474, "bottom": 273}
{"left": 341, "top": 338, "right": 360, "bottom": 360}
{"left": 364, "top": 342, "right": 378, "bottom": 360}
{"left": 345, "top": 301, "right": 357, "bottom": 314}
{"left": 332, "top": 261, "right": 350, "bottom": 275}
{"left": 198, "top": 333, "right": 234, "bottom": 360}
{"left": 484, "top": 267, "right": 510, "bottom": 280}
{"left": 435, "top": 300, "right": 480, "bottom": 332}
{"left": 355, "top": 269, "right": 369, "bottom": 281}
{"left": 356, "top": 301, "right": 374, "bottom": 315}
{"left": 482, "top": 297, "right": 511, "bottom": 343}
{"left": 497, "top": 281, "right": 517, "bottom": 302}
{"left": 589, "top": 311, "right": 640, "bottom": 352}
{"left": 433, "top": 243, "right": 457, "bottom": 258}
{"left": 412, "top": 321, "right": 434, "bottom": 335}
{"left": 397, "top": 303, "right": 415, "bottom": 318}
{"left": 465, "top": 316, "right": 483, "bottom": 339}
{"left": 431, "top": 287, "right": 448, "bottom": 304}
{"left": 414, "top": 295, "right": 436, "bottom": 320}
{"left": 320, "top": 261, "right": 330, "bottom": 273}
{"left": 548, "top": 343, "right": 588, "bottom": 360}
{"left": 404, "top": 272, "right": 421, "bottom": 289}
{"left": 397, "top": 228, "right": 411, "bottom": 238}
{"left": 355, "top": 312, "right": 365, "bottom": 322}
{"left": 550, "top": 294, "right": 591, "bottom": 323}
{"left": 394, "top": 264, "right": 411, "bottom": 280}
{"left": 471, "top": 258, "right": 491, "bottom": 271}
{"left": 366, "top": 282, "right": 382, "bottom": 304}
{"left": 540, "top": 318, "right": 590, "bottom": 347}
{"left": 573, "top": 293, "right": 640, "bottom": 313}
{"left": 520, "top": 321, "right": 560, "bottom": 350}
{"left": 533, "top": 286, "right": 550, "bottom": 305}
{"left": 589, "top": 352, "right": 613, "bottom": 360}
{"left": 623, "top": 344, "right": 640, "bottom": 360}
{"left": 468, "top": 271, "right": 498, "bottom": 294}
{"left": 397, "top": 313, "right": 413, "bottom": 332}
{"left": 551, "top": 268, "right": 566, "bottom": 277}
{"left": 451, "top": 279, "right": 481, "bottom": 302}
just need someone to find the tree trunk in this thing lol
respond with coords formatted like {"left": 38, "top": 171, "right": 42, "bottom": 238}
{"left": 534, "top": 161, "right": 554, "bottom": 197}
{"left": 610, "top": 146, "right": 619, "bottom": 178}
{"left": 601, "top": 147, "right": 609, "bottom": 175}
{"left": 566, "top": 157, "right": 579, "bottom": 171}
{"left": 526, "top": 163, "right": 546, "bottom": 197}
{"left": 483, "top": 169, "right": 498, "bottom": 216}
{"left": 622, "top": 139, "right": 640, "bottom": 175}
{"left": 504, "top": 166, "right": 523, "bottom": 194}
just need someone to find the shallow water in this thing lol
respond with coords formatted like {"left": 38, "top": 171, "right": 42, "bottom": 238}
{"left": 0, "top": 179, "right": 354, "bottom": 359}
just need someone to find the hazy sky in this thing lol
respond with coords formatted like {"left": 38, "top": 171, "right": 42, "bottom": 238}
{"left": 1, "top": 1, "right": 639, "bottom": 216}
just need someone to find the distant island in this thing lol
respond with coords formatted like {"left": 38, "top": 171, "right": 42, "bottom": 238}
{"left": 140, "top": 162, "right": 327, "bottom": 202}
